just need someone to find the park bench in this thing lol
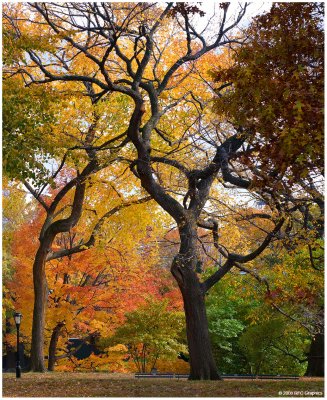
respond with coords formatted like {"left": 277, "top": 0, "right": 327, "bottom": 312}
{"left": 135, "top": 373, "right": 299, "bottom": 380}
{"left": 223, "top": 374, "right": 256, "bottom": 379}
{"left": 257, "top": 375, "right": 299, "bottom": 380}
{"left": 135, "top": 372, "right": 189, "bottom": 379}
{"left": 223, "top": 374, "right": 299, "bottom": 380}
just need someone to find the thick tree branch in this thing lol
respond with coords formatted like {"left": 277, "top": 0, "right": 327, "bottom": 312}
{"left": 228, "top": 218, "right": 285, "bottom": 263}
{"left": 150, "top": 156, "right": 190, "bottom": 176}
{"left": 48, "top": 180, "right": 86, "bottom": 236}
{"left": 201, "top": 258, "right": 234, "bottom": 294}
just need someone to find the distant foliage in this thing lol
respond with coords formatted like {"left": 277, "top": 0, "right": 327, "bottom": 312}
{"left": 205, "top": 267, "right": 314, "bottom": 376}
{"left": 103, "top": 298, "right": 187, "bottom": 373}
{"left": 239, "top": 318, "right": 308, "bottom": 376}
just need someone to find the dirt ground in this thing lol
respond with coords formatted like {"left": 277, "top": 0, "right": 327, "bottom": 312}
{"left": 2, "top": 372, "right": 324, "bottom": 398}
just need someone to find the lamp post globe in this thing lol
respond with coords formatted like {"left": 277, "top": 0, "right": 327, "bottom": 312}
{"left": 14, "top": 312, "right": 22, "bottom": 326}
{"left": 14, "top": 312, "right": 22, "bottom": 378}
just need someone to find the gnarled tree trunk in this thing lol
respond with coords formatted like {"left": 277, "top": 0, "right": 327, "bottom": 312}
{"left": 181, "top": 277, "right": 220, "bottom": 380}
{"left": 171, "top": 223, "right": 220, "bottom": 380}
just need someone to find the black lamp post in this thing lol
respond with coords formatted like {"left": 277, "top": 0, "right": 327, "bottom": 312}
{"left": 14, "top": 312, "right": 22, "bottom": 378}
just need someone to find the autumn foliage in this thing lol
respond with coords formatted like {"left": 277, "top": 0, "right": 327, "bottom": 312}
{"left": 2, "top": 2, "right": 324, "bottom": 379}
{"left": 213, "top": 3, "right": 323, "bottom": 186}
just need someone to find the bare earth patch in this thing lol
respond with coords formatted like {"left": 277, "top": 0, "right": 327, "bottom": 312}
{"left": 2, "top": 373, "right": 324, "bottom": 398}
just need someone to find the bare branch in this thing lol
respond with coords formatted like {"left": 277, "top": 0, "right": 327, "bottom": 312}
{"left": 23, "top": 180, "right": 49, "bottom": 211}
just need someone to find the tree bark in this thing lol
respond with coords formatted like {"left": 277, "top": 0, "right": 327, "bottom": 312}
{"left": 31, "top": 239, "right": 52, "bottom": 372}
{"left": 48, "top": 322, "right": 65, "bottom": 371}
{"left": 171, "top": 223, "right": 221, "bottom": 380}
{"left": 305, "top": 331, "right": 324, "bottom": 377}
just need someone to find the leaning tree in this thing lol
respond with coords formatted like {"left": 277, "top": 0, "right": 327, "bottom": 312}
{"left": 3, "top": 7, "right": 151, "bottom": 371}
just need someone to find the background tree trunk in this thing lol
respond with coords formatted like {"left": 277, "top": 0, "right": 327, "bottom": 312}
{"left": 305, "top": 331, "right": 324, "bottom": 377}
{"left": 48, "top": 322, "right": 65, "bottom": 371}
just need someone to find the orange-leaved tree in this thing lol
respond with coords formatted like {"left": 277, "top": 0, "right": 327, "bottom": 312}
{"left": 5, "top": 194, "right": 172, "bottom": 371}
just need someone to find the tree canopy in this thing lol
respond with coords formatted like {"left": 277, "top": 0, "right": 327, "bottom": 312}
{"left": 213, "top": 2, "right": 324, "bottom": 186}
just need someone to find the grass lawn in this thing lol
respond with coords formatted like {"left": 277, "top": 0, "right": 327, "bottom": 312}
{"left": 2, "top": 372, "right": 324, "bottom": 398}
